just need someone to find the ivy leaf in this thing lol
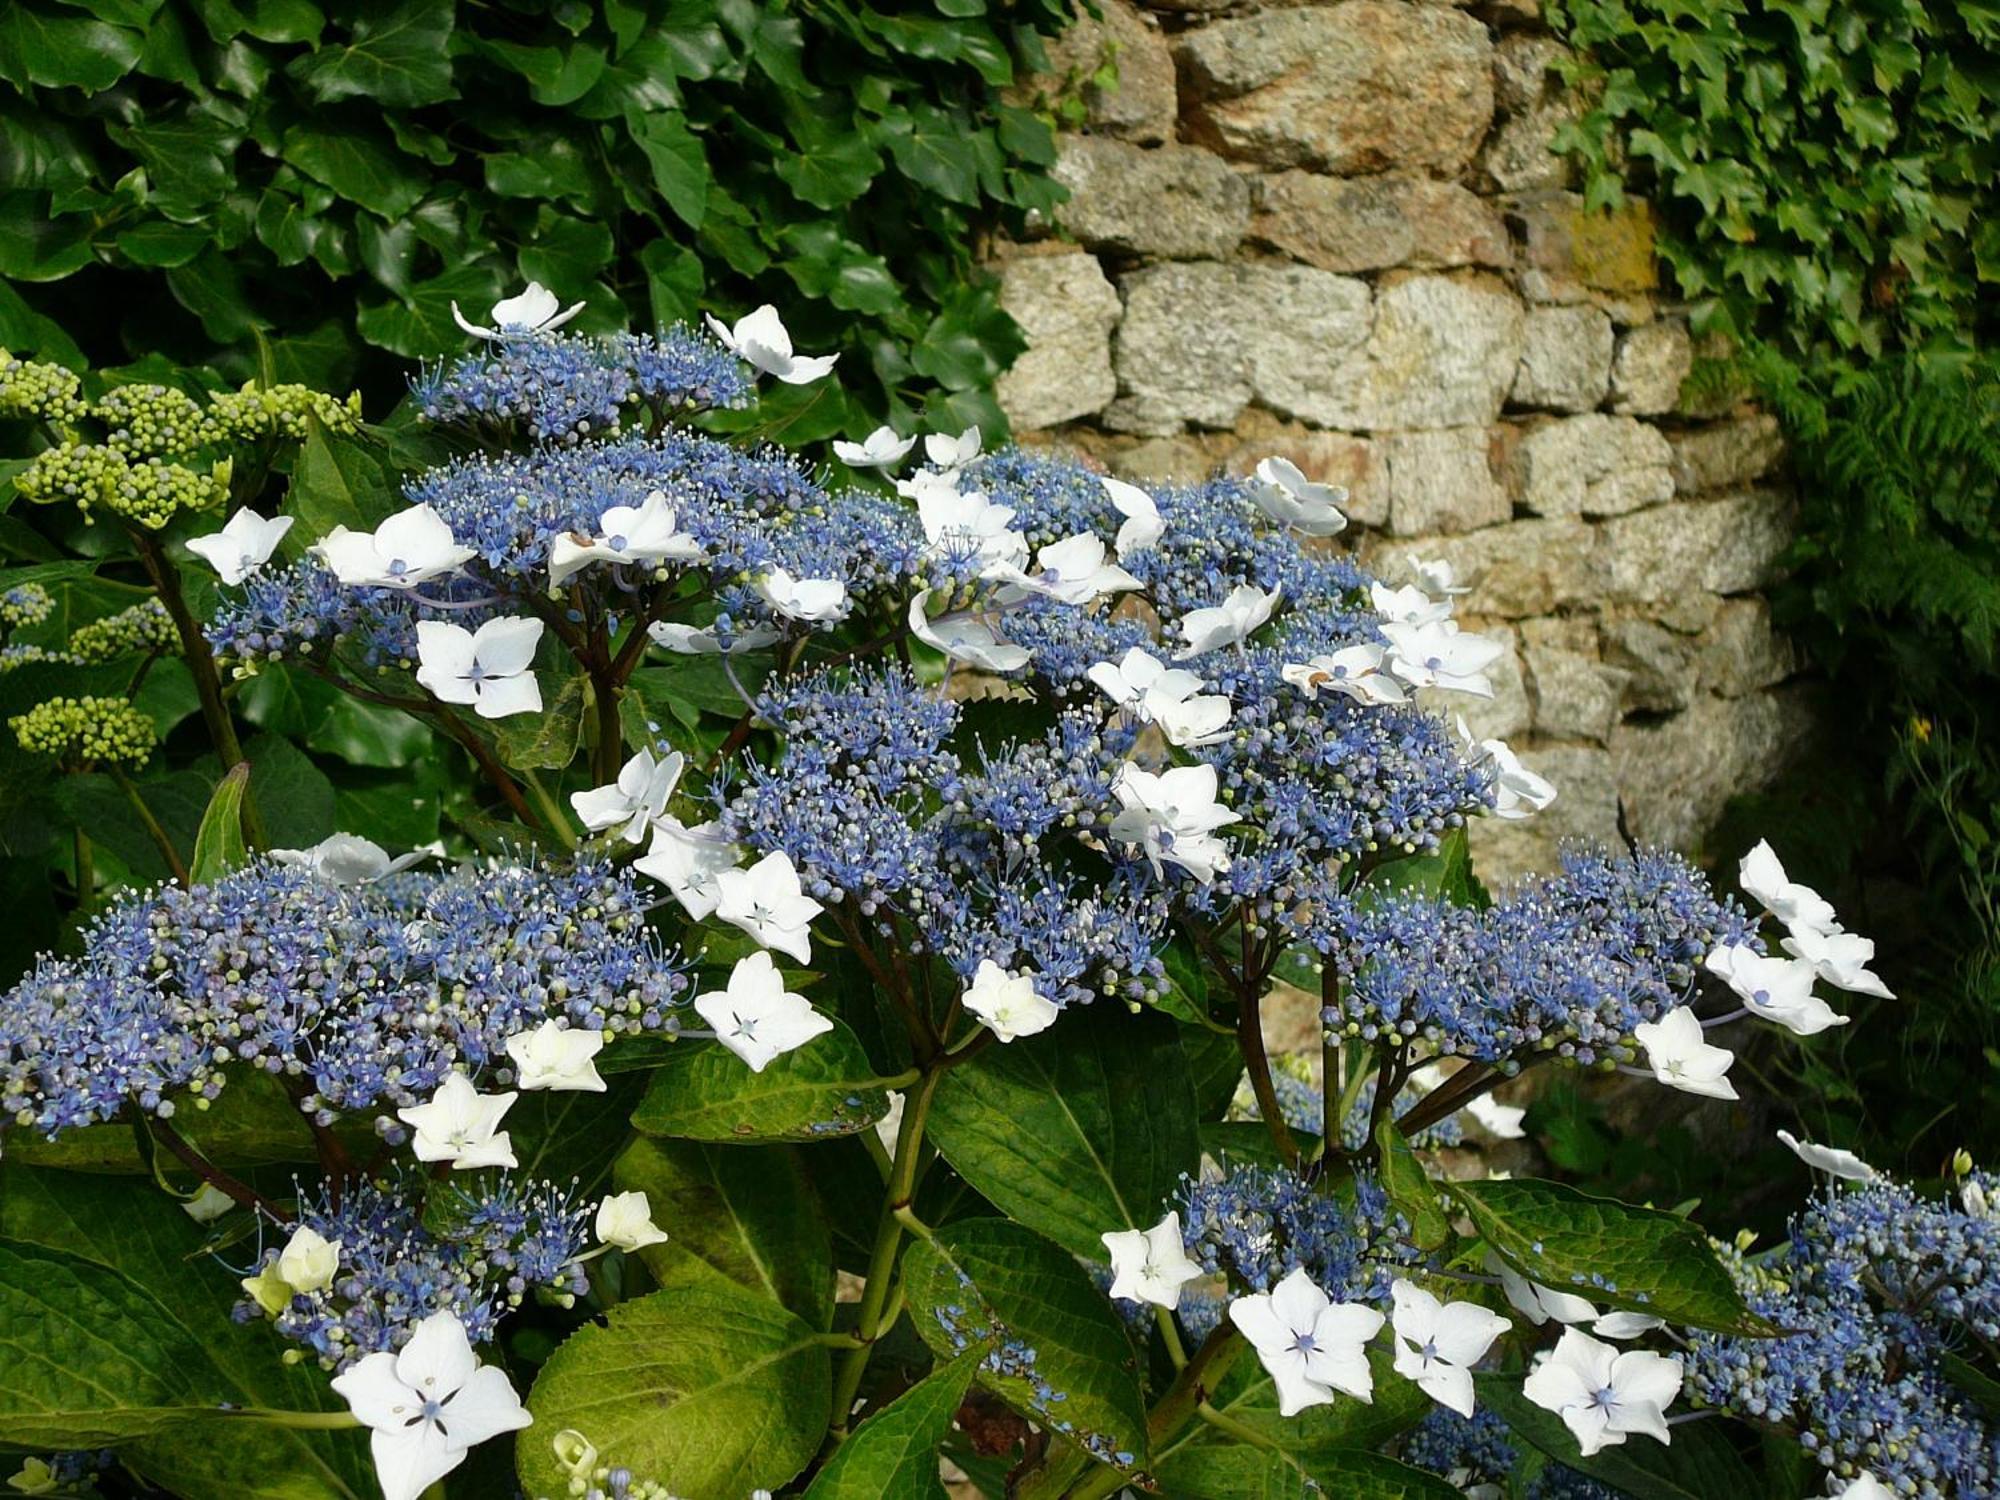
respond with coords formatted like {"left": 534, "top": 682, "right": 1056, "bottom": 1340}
{"left": 629, "top": 1016, "right": 889, "bottom": 1143}
{"left": 0, "top": 6, "right": 142, "bottom": 92}
{"left": 880, "top": 103, "right": 982, "bottom": 204}
{"left": 280, "top": 123, "right": 426, "bottom": 219}
{"left": 1448, "top": 1178, "right": 1776, "bottom": 1336}
{"left": 0, "top": 202, "right": 94, "bottom": 283}
{"left": 354, "top": 262, "right": 507, "bottom": 358}
{"left": 773, "top": 118, "right": 882, "bottom": 209}
{"left": 927, "top": 1004, "right": 1198, "bottom": 1261}
{"left": 516, "top": 1284, "right": 829, "bottom": 1500}
{"left": 627, "top": 109, "right": 711, "bottom": 229}
{"left": 801, "top": 1349, "right": 984, "bottom": 1499}
{"left": 901, "top": 1218, "right": 1148, "bottom": 1475}
{"left": 116, "top": 221, "right": 211, "bottom": 269}
{"left": 288, "top": 0, "right": 456, "bottom": 108}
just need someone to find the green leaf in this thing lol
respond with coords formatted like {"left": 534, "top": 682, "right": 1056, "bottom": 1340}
{"left": 627, "top": 110, "right": 710, "bottom": 229}
{"left": 803, "top": 1349, "right": 983, "bottom": 1500}
{"left": 612, "top": 1135, "right": 835, "bottom": 1329}
{"left": 1449, "top": 1178, "right": 1775, "bottom": 1336}
{"left": 0, "top": 6, "right": 142, "bottom": 92}
{"left": 52, "top": 768, "right": 209, "bottom": 884}
{"left": 116, "top": 221, "right": 212, "bottom": 269}
{"left": 489, "top": 652, "right": 587, "bottom": 770}
{"left": 927, "top": 1005, "right": 1198, "bottom": 1260}
{"left": 629, "top": 1016, "right": 889, "bottom": 1143}
{"left": 0, "top": 1166, "right": 370, "bottom": 1495}
{"left": 284, "top": 414, "right": 395, "bottom": 543}
{"left": 902, "top": 1217, "right": 1147, "bottom": 1474}
{"left": 280, "top": 123, "right": 427, "bottom": 219}
{"left": 288, "top": 0, "right": 455, "bottom": 108}
{"left": 246, "top": 730, "right": 336, "bottom": 850}
{"left": 1191, "top": 1348, "right": 1431, "bottom": 1464}
{"left": 1478, "top": 1374, "right": 1758, "bottom": 1500}
{"left": 774, "top": 125, "right": 882, "bottom": 210}
{"left": 355, "top": 262, "right": 506, "bottom": 359}
{"left": 1375, "top": 1117, "right": 1452, "bottom": 1251}
{"left": 4, "top": 1068, "right": 349, "bottom": 1172}
{"left": 517, "top": 1284, "right": 829, "bottom": 1500}
{"left": 190, "top": 762, "right": 251, "bottom": 883}
{"left": 1154, "top": 1446, "right": 1460, "bottom": 1500}
{"left": 0, "top": 200, "right": 94, "bottom": 282}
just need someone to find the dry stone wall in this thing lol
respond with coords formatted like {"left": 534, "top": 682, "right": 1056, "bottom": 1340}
{"left": 995, "top": 0, "right": 1813, "bottom": 880}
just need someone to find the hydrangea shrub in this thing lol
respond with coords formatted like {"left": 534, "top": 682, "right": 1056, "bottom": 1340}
{"left": 0, "top": 296, "right": 1991, "bottom": 1500}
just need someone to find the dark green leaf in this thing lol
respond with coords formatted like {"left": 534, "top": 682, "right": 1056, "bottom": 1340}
{"left": 1479, "top": 1374, "right": 1759, "bottom": 1500}
{"left": 189, "top": 762, "right": 251, "bottom": 883}
{"left": 629, "top": 1015, "right": 890, "bottom": 1143}
{"left": 0, "top": 6, "right": 142, "bottom": 92}
{"left": 627, "top": 110, "right": 711, "bottom": 229}
{"left": 1154, "top": 1446, "right": 1460, "bottom": 1500}
{"left": 280, "top": 123, "right": 427, "bottom": 219}
{"left": 1376, "top": 1116, "right": 1452, "bottom": 1251}
{"left": 288, "top": 0, "right": 455, "bottom": 108}
{"left": 803, "top": 1349, "right": 983, "bottom": 1500}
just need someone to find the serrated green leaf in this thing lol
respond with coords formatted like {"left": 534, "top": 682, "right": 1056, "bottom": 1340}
{"left": 1376, "top": 1116, "right": 1452, "bottom": 1251}
{"left": 803, "top": 1348, "right": 983, "bottom": 1500}
{"left": 189, "top": 762, "right": 251, "bottom": 883}
{"left": 630, "top": 1016, "right": 889, "bottom": 1143}
{"left": 1153, "top": 1445, "right": 1460, "bottom": 1500}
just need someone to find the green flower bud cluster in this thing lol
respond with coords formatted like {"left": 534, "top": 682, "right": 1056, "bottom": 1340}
{"left": 0, "top": 583, "right": 54, "bottom": 629}
{"left": 15, "top": 442, "right": 127, "bottom": 512}
{"left": 10, "top": 695, "right": 156, "bottom": 767}
{"left": 93, "top": 383, "right": 210, "bottom": 461}
{"left": 70, "top": 599, "right": 177, "bottom": 662}
{"left": 0, "top": 644, "right": 82, "bottom": 673}
{"left": 0, "top": 352, "right": 88, "bottom": 426}
{"left": 18, "top": 443, "right": 233, "bottom": 530}
{"left": 206, "top": 383, "right": 363, "bottom": 444}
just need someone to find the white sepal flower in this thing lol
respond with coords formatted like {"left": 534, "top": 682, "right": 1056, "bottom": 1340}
{"left": 1175, "top": 584, "right": 1281, "bottom": 659}
{"left": 634, "top": 818, "right": 740, "bottom": 922}
{"left": 271, "top": 833, "right": 424, "bottom": 885}
{"left": 1281, "top": 645, "right": 1410, "bottom": 706}
{"left": 186, "top": 508, "right": 294, "bottom": 584}
{"left": 1834, "top": 1473, "right": 1897, "bottom": 1500}
{"left": 595, "top": 1190, "right": 669, "bottom": 1252}
{"left": 1738, "top": 840, "right": 1839, "bottom": 936}
{"left": 1383, "top": 619, "right": 1506, "bottom": 697}
{"left": 1521, "top": 1326, "right": 1682, "bottom": 1458}
{"left": 1247, "top": 457, "right": 1348, "bottom": 536}
{"left": 924, "top": 425, "right": 981, "bottom": 471}
{"left": 1389, "top": 1279, "right": 1511, "bottom": 1418}
{"left": 909, "top": 591, "right": 1029, "bottom": 674}
{"left": 1592, "top": 1311, "right": 1666, "bottom": 1340}
{"left": 1410, "top": 556, "right": 1470, "bottom": 598}
{"left": 415, "top": 617, "right": 544, "bottom": 719}
{"left": 1102, "top": 476, "right": 1164, "bottom": 557}
{"left": 713, "top": 850, "right": 825, "bottom": 964}
{"left": 913, "top": 484, "right": 1027, "bottom": 575}
{"left": 315, "top": 505, "right": 476, "bottom": 589}
{"left": 1228, "top": 1266, "right": 1384, "bottom": 1417}
{"left": 547, "top": 491, "right": 703, "bottom": 588}
{"left": 396, "top": 1073, "right": 518, "bottom": 1170}
{"left": 330, "top": 1310, "right": 532, "bottom": 1500}
{"left": 451, "top": 282, "right": 585, "bottom": 341}
{"left": 1108, "top": 762, "right": 1240, "bottom": 885}
{"left": 1777, "top": 1129, "right": 1877, "bottom": 1181}
{"left": 277, "top": 1225, "right": 342, "bottom": 1294}
{"left": 755, "top": 567, "right": 849, "bottom": 624}
{"left": 1000, "top": 532, "right": 1141, "bottom": 607}
{"left": 1780, "top": 924, "right": 1895, "bottom": 999}
{"left": 1479, "top": 738, "right": 1558, "bottom": 820}
{"left": 648, "top": 620, "right": 783, "bottom": 655}
{"left": 1101, "top": 1211, "right": 1204, "bottom": 1309}
{"left": 1704, "top": 945, "right": 1849, "bottom": 1035}
{"left": 504, "top": 1021, "right": 607, "bottom": 1093}
{"left": 1090, "top": 648, "right": 1232, "bottom": 746}
{"left": 695, "top": 951, "right": 834, "bottom": 1072}
{"left": 962, "top": 959, "right": 1058, "bottom": 1043}
{"left": 1372, "top": 581, "right": 1454, "bottom": 626}
{"left": 1631, "top": 1007, "right": 1738, "bottom": 1100}
{"left": 704, "top": 305, "right": 838, "bottom": 384}
{"left": 834, "top": 426, "right": 917, "bottom": 468}
{"left": 1489, "top": 1254, "right": 1599, "bottom": 1328}
{"left": 570, "top": 747, "right": 685, "bottom": 844}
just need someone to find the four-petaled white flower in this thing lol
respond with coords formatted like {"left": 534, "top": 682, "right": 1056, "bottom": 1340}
{"left": 1371, "top": 582, "right": 1453, "bottom": 626}
{"left": 913, "top": 484, "right": 1027, "bottom": 575}
{"left": 713, "top": 850, "right": 825, "bottom": 964}
{"left": 271, "top": 833, "right": 425, "bottom": 886}
{"left": 1281, "top": 645, "right": 1410, "bottom": 707}
{"left": 1522, "top": 1326, "right": 1683, "bottom": 1458}
{"left": 1108, "top": 762, "right": 1240, "bottom": 885}
{"left": 634, "top": 818, "right": 740, "bottom": 921}
{"left": 1738, "top": 840, "right": 1838, "bottom": 936}
{"left": 924, "top": 426, "right": 982, "bottom": 471}
{"left": 1247, "top": 457, "right": 1348, "bottom": 537}
{"left": 1228, "top": 1266, "right": 1385, "bottom": 1417}
{"left": 1833, "top": 1473, "right": 1896, "bottom": 1500}
{"left": 1001, "top": 532, "right": 1141, "bottom": 607}
{"left": 1175, "top": 584, "right": 1282, "bottom": 659}
{"left": 415, "top": 617, "right": 545, "bottom": 719}
{"left": 396, "top": 1073, "right": 518, "bottom": 1170}
{"left": 316, "top": 505, "right": 476, "bottom": 590}
{"left": 277, "top": 1225, "right": 342, "bottom": 1294}
{"left": 833, "top": 426, "right": 917, "bottom": 468}
{"left": 1102, "top": 476, "right": 1164, "bottom": 558}
{"left": 695, "top": 951, "right": 834, "bottom": 1072}
{"left": 330, "top": 1309, "right": 533, "bottom": 1500}
{"left": 704, "top": 305, "right": 838, "bottom": 384}
{"left": 186, "top": 508, "right": 294, "bottom": 585}
{"left": 1631, "top": 1007, "right": 1738, "bottom": 1100}
{"left": 1389, "top": 1279, "right": 1512, "bottom": 1417}
{"left": 547, "top": 490, "right": 702, "bottom": 589}
{"left": 962, "top": 959, "right": 1059, "bottom": 1043}
{"left": 1409, "top": 556, "right": 1469, "bottom": 598}
{"left": 1383, "top": 620, "right": 1506, "bottom": 697}
{"left": 504, "top": 1020, "right": 607, "bottom": 1093}
{"left": 452, "top": 282, "right": 585, "bottom": 341}
{"left": 1777, "top": 1129, "right": 1877, "bottom": 1181}
{"left": 1089, "top": 648, "right": 1231, "bottom": 747}
{"left": 909, "top": 591, "right": 1029, "bottom": 674}
{"left": 648, "top": 620, "right": 783, "bottom": 655}
{"left": 1101, "top": 1211, "right": 1204, "bottom": 1309}
{"left": 571, "top": 747, "right": 685, "bottom": 844}
{"left": 595, "top": 1190, "right": 669, "bottom": 1252}
{"left": 1479, "top": 737, "right": 1558, "bottom": 820}
{"left": 1780, "top": 924, "right": 1895, "bottom": 999}
{"left": 755, "top": 567, "right": 849, "bottom": 624}
{"left": 1704, "top": 945, "right": 1849, "bottom": 1035}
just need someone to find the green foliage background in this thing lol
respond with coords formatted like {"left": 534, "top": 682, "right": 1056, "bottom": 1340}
{"left": 0, "top": 0, "right": 1074, "bottom": 435}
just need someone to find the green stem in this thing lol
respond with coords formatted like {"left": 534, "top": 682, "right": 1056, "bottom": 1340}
{"left": 518, "top": 768, "right": 579, "bottom": 850}
{"left": 111, "top": 766, "right": 190, "bottom": 886}
{"left": 1195, "top": 1399, "right": 1280, "bottom": 1452}
{"left": 224, "top": 1409, "right": 363, "bottom": 1430}
{"left": 71, "top": 825, "right": 94, "bottom": 910}
{"left": 1043, "top": 1326, "right": 1246, "bottom": 1500}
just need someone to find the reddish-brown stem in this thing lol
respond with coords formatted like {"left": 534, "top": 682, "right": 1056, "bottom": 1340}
{"left": 153, "top": 1121, "right": 291, "bottom": 1222}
